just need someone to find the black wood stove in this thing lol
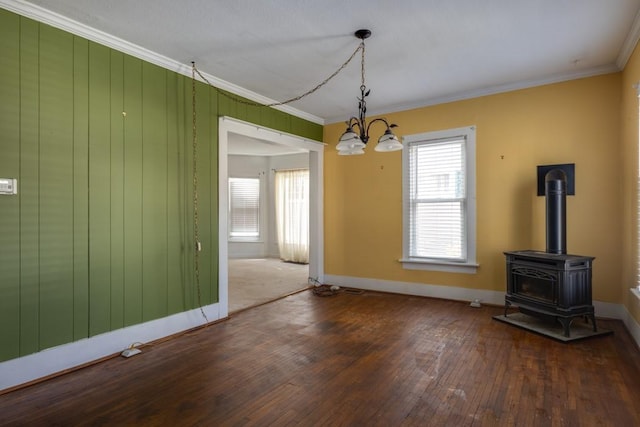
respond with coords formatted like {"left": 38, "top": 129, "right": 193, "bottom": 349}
{"left": 503, "top": 166, "right": 597, "bottom": 337}
{"left": 504, "top": 250, "right": 596, "bottom": 337}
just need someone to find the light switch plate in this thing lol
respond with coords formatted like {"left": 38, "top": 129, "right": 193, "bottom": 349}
{"left": 0, "top": 178, "right": 17, "bottom": 195}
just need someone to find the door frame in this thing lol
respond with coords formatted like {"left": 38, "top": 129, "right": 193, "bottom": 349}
{"left": 218, "top": 116, "right": 324, "bottom": 317}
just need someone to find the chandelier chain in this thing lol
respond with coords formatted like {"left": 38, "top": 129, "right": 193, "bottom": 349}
{"left": 191, "top": 65, "right": 209, "bottom": 324}
{"left": 191, "top": 40, "right": 363, "bottom": 108}
{"left": 360, "top": 41, "right": 366, "bottom": 89}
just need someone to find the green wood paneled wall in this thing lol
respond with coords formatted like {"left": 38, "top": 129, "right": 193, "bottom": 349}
{"left": 0, "top": 8, "right": 322, "bottom": 363}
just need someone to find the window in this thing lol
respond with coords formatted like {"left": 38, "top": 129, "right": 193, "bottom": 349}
{"left": 401, "top": 126, "right": 477, "bottom": 273}
{"left": 228, "top": 177, "right": 260, "bottom": 240}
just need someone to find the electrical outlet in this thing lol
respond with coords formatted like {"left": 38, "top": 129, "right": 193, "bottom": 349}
{"left": 121, "top": 348, "right": 142, "bottom": 358}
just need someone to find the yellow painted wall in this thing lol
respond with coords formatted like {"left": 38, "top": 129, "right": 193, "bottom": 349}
{"left": 324, "top": 74, "right": 622, "bottom": 303}
{"left": 621, "top": 42, "right": 640, "bottom": 323}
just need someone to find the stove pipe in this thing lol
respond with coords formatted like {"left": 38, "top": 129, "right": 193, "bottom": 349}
{"left": 545, "top": 169, "right": 567, "bottom": 254}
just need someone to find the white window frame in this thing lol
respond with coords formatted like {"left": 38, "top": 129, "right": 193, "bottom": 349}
{"left": 635, "top": 85, "right": 640, "bottom": 299}
{"left": 400, "top": 125, "right": 478, "bottom": 274}
{"left": 228, "top": 176, "right": 262, "bottom": 242}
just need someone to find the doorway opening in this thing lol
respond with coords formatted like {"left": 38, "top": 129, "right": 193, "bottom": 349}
{"left": 218, "top": 117, "right": 324, "bottom": 316}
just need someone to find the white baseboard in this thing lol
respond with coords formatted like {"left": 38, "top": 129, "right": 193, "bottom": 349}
{"left": 324, "top": 274, "right": 506, "bottom": 306}
{"left": 0, "top": 303, "right": 223, "bottom": 393}
{"left": 324, "top": 274, "right": 628, "bottom": 321}
{"left": 622, "top": 292, "right": 640, "bottom": 349}
{"left": 593, "top": 300, "right": 626, "bottom": 319}
{"left": 4, "top": 279, "right": 638, "bottom": 393}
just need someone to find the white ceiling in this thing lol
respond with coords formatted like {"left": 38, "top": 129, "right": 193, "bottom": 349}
{"left": 8, "top": 0, "right": 640, "bottom": 125}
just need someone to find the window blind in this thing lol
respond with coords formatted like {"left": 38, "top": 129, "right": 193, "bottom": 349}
{"left": 229, "top": 177, "right": 260, "bottom": 238}
{"left": 409, "top": 137, "right": 466, "bottom": 260}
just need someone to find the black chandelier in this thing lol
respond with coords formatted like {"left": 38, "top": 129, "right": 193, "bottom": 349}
{"left": 336, "top": 29, "right": 402, "bottom": 156}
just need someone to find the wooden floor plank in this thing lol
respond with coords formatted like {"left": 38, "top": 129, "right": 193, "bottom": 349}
{"left": 1, "top": 290, "right": 639, "bottom": 426}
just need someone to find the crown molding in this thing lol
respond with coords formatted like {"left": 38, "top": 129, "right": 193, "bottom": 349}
{"left": 327, "top": 63, "right": 620, "bottom": 124}
{"left": 0, "top": 0, "right": 324, "bottom": 125}
{"left": 617, "top": 7, "right": 640, "bottom": 69}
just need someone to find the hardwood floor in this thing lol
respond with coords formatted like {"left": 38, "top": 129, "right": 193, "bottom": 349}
{"left": 1, "top": 290, "right": 639, "bottom": 426}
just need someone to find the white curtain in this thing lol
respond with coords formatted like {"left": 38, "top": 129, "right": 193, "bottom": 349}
{"left": 275, "top": 169, "right": 309, "bottom": 264}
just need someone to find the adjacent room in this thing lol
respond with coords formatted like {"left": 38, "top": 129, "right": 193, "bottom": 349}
{"left": 1, "top": 0, "right": 640, "bottom": 424}
{"left": 227, "top": 132, "right": 311, "bottom": 312}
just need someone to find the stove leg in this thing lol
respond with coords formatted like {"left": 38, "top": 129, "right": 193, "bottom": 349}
{"left": 590, "top": 314, "right": 597, "bottom": 332}
{"left": 557, "top": 317, "right": 572, "bottom": 337}
{"left": 504, "top": 300, "right": 511, "bottom": 317}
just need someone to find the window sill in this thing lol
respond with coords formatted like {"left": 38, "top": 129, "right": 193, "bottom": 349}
{"left": 229, "top": 238, "right": 263, "bottom": 243}
{"left": 631, "top": 287, "right": 640, "bottom": 301}
{"left": 399, "top": 258, "right": 479, "bottom": 274}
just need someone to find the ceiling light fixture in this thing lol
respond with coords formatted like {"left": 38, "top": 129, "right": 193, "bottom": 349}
{"left": 192, "top": 29, "right": 401, "bottom": 156}
{"left": 336, "top": 29, "right": 402, "bottom": 156}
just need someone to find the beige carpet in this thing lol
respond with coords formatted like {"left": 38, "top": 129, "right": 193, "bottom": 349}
{"left": 228, "top": 258, "right": 309, "bottom": 313}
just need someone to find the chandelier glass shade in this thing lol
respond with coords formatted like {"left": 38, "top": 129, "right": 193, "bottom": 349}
{"left": 336, "top": 29, "right": 402, "bottom": 156}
